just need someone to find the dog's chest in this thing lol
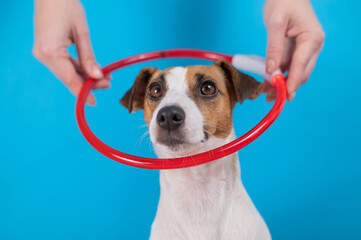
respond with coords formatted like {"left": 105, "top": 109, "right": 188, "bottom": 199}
{"left": 157, "top": 158, "right": 236, "bottom": 231}
{"left": 164, "top": 166, "right": 231, "bottom": 214}
{"left": 151, "top": 156, "right": 270, "bottom": 240}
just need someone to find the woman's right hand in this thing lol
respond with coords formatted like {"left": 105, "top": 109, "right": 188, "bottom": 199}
{"left": 33, "top": 0, "right": 110, "bottom": 105}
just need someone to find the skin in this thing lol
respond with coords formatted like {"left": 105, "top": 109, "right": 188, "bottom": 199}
{"left": 263, "top": 0, "right": 325, "bottom": 101}
{"left": 33, "top": 0, "right": 111, "bottom": 106}
{"left": 33, "top": 0, "right": 324, "bottom": 103}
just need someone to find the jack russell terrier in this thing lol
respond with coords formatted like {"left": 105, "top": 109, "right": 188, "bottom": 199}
{"left": 120, "top": 59, "right": 271, "bottom": 240}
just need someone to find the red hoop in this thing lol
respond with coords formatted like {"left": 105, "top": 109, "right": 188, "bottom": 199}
{"left": 76, "top": 49, "right": 287, "bottom": 169}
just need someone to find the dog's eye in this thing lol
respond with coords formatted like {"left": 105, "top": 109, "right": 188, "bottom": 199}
{"left": 149, "top": 83, "right": 162, "bottom": 99}
{"left": 200, "top": 81, "right": 217, "bottom": 96}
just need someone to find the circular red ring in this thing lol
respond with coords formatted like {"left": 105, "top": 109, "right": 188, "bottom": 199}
{"left": 76, "top": 49, "right": 287, "bottom": 169}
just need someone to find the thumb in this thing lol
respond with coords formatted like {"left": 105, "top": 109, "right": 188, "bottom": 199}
{"left": 265, "top": 22, "right": 286, "bottom": 74}
{"left": 75, "top": 31, "right": 103, "bottom": 79}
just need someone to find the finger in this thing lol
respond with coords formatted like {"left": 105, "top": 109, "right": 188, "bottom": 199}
{"left": 46, "top": 55, "right": 97, "bottom": 106}
{"left": 280, "top": 37, "right": 296, "bottom": 73}
{"left": 70, "top": 57, "right": 91, "bottom": 83}
{"left": 287, "top": 33, "right": 320, "bottom": 100}
{"left": 93, "top": 72, "right": 112, "bottom": 89}
{"left": 287, "top": 92, "right": 296, "bottom": 102}
{"left": 287, "top": 50, "right": 319, "bottom": 102}
{"left": 75, "top": 33, "right": 103, "bottom": 79}
{"left": 265, "top": 18, "right": 287, "bottom": 74}
{"left": 93, "top": 74, "right": 112, "bottom": 89}
{"left": 266, "top": 88, "right": 277, "bottom": 102}
{"left": 70, "top": 57, "right": 111, "bottom": 90}
{"left": 301, "top": 46, "right": 322, "bottom": 83}
{"left": 261, "top": 81, "right": 274, "bottom": 94}
{"left": 66, "top": 75, "right": 97, "bottom": 106}
{"left": 93, "top": 79, "right": 111, "bottom": 89}
{"left": 105, "top": 73, "right": 112, "bottom": 81}
{"left": 73, "top": 24, "right": 103, "bottom": 80}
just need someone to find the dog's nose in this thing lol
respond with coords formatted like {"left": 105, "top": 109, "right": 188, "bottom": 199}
{"left": 156, "top": 106, "right": 185, "bottom": 131}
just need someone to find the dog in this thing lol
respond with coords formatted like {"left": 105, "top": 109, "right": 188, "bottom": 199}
{"left": 120, "top": 59, "right": 271, "bottom": 240}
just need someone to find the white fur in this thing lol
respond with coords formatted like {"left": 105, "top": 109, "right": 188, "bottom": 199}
{"left": 148, "top": 67, "right": 271, "bottom": 240}
{"left": 149, "top": 67, "right": 205, "bottom": 154}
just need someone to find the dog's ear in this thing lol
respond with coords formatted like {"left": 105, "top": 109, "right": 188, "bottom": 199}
{"left": 120, "top": 67, "right": 158, "bottom": 113}
{"left": 214, "top": 59, "right": 262, "bottom": 104}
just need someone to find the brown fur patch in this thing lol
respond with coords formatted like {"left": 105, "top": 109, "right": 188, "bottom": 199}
{"left": 143, "top": 67, "right": 177, "bottom": 125}
{"left": 185, "top": 65, "right": 234, "bottom": 139}
{"left": 143, "top": 75, "right": 161, "bottom": 124}
{"left": 213, "top": 59, "right": 262, "bottom": 103}
{"left": 121, "top": 61, "right": 261, "bottom": 140}
{"left": 120, "top": 67, "right": 159, "bottom": 113}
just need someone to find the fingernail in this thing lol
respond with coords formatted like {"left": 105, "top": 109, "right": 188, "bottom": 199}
{"left": 105, "top": 74, "right": 112, "bottom": 81}
{"left": 100, "top": 81, "right": 111, "bottom": 89}
{"left": 87, "top": 94, "right": 96, "bottom": 106}
{"left": 267, "top": 59, "right": 275, "bottom": 74}
{"left": 288, "top": 92, "right": 296, "bottom": 102}
{"left": 92, "top": 66, "right": 103, "bottom": 79}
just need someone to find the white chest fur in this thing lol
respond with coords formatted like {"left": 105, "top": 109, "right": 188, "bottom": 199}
{"left": 149, "top": 132, "right": 271, "bottom": 240}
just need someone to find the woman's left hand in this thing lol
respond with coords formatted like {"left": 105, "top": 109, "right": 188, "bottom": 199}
{"left": 263, "top": 0, "right": 325, "bottom": 101}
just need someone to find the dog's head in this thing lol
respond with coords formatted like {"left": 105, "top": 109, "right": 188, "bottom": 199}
{"left": 120, "top": 59, "right": 262, "bottom": 156}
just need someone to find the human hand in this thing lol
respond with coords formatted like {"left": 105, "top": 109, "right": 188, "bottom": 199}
{"left": 33, "top": 0, "right": 110, "bottom": 105}
{"left": 263, "top": 0, "right": 325, "bottom": 101}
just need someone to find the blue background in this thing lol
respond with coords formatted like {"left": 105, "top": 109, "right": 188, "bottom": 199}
{"left": 1, "top": 0, "right": 360, "bottom": 239}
